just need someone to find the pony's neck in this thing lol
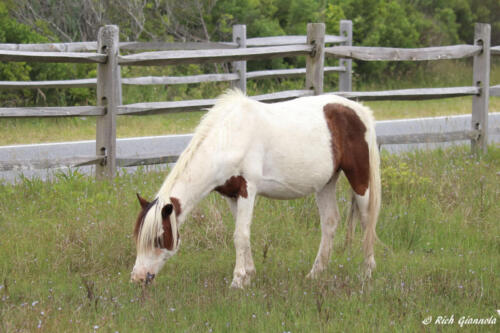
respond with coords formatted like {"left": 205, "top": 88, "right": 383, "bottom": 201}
{"left": 157, "top": 146, "right": 219, "bottom": 225}
{"left": 155, "top": 89, "right": 248, "bottom": 223}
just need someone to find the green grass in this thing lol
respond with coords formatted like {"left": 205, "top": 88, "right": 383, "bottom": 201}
{"left": 1, "top": 146, "right": 499, "bottom": 331}
{"left": 1, "top": 60, "right": 499, "bottom": 145}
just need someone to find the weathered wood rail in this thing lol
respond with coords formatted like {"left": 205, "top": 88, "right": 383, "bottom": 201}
{"left": 117, "top": 45, "right": 314, "bottom": 66}
{"left": 0, "top": 35, "right": 345, "bottom": 52}
{"left": 0, "top": 106, "right": 105, "bottom": 117}
{"left": 0, "top": 21, "right": 498, "bottom": 180}
{"left": 0, "top": 67, "right": 346, "bottom": 89}
{"left": 0, "top": 50, "right": 107, "bottom": 63}
{"left": 325, "top": 45, "right": 482, "bottom": 61}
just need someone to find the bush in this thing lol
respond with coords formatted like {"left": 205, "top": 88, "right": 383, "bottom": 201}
{"left": 0, "top": 3, "right": 94, "bottom": 107}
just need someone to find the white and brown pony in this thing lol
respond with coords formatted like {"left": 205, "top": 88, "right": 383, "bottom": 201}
{"left": 131, "top": 89, "right": 381, "bottom": 288}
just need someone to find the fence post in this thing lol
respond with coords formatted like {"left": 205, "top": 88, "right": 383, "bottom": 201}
{"left": 338, "top": 20, "right": 352, "bottom": 92}
{"left": 96, "top": 25, "right": 120, "bottom": 180}
{"left": 306, "top": 23, "right": 325, "bottom": 95}
{"left": 471, "top": 23, "right": 491, "bottom": 155}
{"left": 232, "top": 25, "right": 247, "bottom": 93}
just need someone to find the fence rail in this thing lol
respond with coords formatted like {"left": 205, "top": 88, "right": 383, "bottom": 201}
{"left": 117, "top": 45, "right": 313, "bottom": 66}
{"left": 0, "top": 35, "right": 346, "bottom": 53}
{"left": 0, "top": 106, "right": 105, "bottom": 118}
{"left": 117, "top": 90, "right": 314, "bottom": 116}
{"left": 0, "top": 41, "right": 239, "bottom": 52}
{"left": 0, "top": 155, "right": 103, "bottom": 171}
{"left": 377, "top": 129, "right": 480, "bottom": 145}
{"left": 0, "top": 66, "right": 347, "bottom": 90}
{"left": 0, "top": 42, "right": 98, "bottom": 52}
{"left": 0, "top": 21, "right": 498, "bottom": 180}
{"left": 0, "top": 50, "right": 106, "bottom": 63}
{"left": 335, "top": 86, "right": 480, "bottom": 101}
{"left": 325, "top": 45, "right": 482, "bottom": 61}
{"left": 246, "top": 34, "right": 346, "bottom": 46}
{"left": 0, "top": 79, "right": 96, "bottom": 89}
{"left": 491, "top": 84, "right": 500, "bottom": 97}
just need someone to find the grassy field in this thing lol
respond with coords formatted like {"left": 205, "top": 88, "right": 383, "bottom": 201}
{"left": 0, "top": 145, "right": 499, "bottom": 331}
{"left": 1, "top": 60, "right": 499, "bottom": 145}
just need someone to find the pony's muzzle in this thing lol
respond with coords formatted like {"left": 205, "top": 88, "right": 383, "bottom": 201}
{"left": 130, "top": 268, "right": 155, "bottom": 284}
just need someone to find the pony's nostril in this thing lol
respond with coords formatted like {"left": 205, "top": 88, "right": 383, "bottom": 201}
{"left": 145, "top": 272, "right": 155, "bottom": 284}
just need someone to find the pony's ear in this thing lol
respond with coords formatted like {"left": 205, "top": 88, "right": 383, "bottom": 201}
{"left": 161, "top": 204, "right": 174, "bottom": 219}
{"left": 136, "top": 193, "right": 150, "bottom": 209}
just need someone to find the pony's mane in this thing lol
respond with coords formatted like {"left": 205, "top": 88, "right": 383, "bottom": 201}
{"left": 157, "top": 88, "right": 247, "bottom": 199}
{"left": 136, "top": 89, "right": 248, "bottom": 254}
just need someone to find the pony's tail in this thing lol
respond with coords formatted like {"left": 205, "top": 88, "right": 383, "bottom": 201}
{"left": 363, "top": 124, "right": 381, "bottom": 276}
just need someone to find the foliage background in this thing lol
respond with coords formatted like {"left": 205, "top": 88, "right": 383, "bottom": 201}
{"left": 1, "top": 0, "right": 499, "bottom": 107}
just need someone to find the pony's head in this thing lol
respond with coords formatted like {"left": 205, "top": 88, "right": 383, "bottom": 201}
{"left": 131, "top": 194, "right": 179, "bottom": 284}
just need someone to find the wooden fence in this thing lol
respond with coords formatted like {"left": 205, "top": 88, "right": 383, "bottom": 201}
{"left": 0, "top": 21, "right": 498, "bottom": 179}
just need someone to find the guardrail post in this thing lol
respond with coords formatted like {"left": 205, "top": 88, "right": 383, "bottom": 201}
{"left": 338, "top": 20, "right": 352, "bottom": 92}
{"left": 96, "top": 25, "right": 120, "bottom": 179}
{"left": 471, "top": 23, "right": 490, "bottom": 155}
{"left": 232, "top": 25, "right": 247, "bottom": 93}
{"left": 306, "top": 23, "right": 325, "bottom": 95}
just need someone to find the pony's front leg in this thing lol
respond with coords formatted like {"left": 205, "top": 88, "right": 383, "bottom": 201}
{"left": 226, "top": 197, "right": 256, "bottom": 279}
{"left": 230, "top": 185, "right": 256, "bottom": 289}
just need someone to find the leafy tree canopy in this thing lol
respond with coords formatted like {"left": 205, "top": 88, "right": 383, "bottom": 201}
{"left": 1, "top": 0, "right": 498, "bottom": 104}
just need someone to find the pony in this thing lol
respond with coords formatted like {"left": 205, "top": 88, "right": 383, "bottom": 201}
{"left": 131, "top": 89, "right": 381, "bottom": 289}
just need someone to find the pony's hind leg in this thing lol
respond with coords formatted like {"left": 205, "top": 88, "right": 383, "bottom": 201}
{"left": 307, "top": 174, "right": 340, "bottom": 279}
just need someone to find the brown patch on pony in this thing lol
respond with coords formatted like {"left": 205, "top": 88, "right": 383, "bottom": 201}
{"left": 169, "top": 197, "right": 181, "bottom": 246}
{"left": 170, "top": 197, "right": 182, "bottom": 216}
{"left": 323, "top": 103, "right": 370, "bottom": 195}
{"left": 161, "top": 214, "right": 174, "bottom": 251}
{"left": 214, "top": 176, "right": 248, "bottom": 199}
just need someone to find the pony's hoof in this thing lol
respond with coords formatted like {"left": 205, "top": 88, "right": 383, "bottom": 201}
{"left": 230, "top": 278, "right": 248, "bottom": 289}
{"left": 363, "top": 268, "right": 372, "bottom": 281}
{"left": 230, "top": 280, "right": 244, "bottom": 289}
{"left": 229, "top": 276, "right": 246, "bottom": 289}
{"left": 306, "top": 270, "right": 319, "bottom": 280}
{"left": 363, "top": 257, "right": 376, "bottom": 280}
{"left": 230, "top": 272, "right": 252, "bottom": 289}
